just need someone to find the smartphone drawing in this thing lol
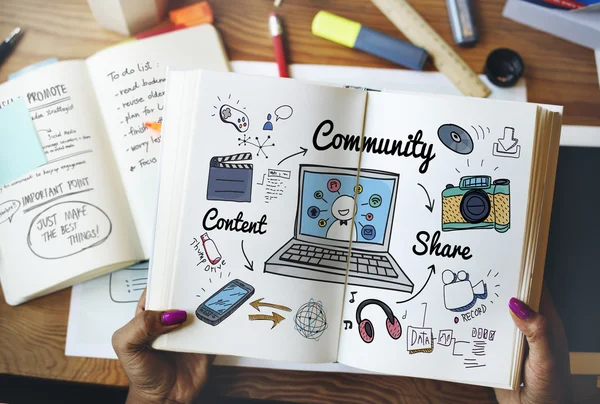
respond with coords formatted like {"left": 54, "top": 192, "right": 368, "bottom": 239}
{"left": 195, "top": 279, "right": 255, "bottom": 326}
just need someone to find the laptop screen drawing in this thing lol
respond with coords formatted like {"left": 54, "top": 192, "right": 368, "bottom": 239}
{"left": 265, "top": 165, "right": 412, "bottom": 293}
{"left": 297, "top": 166, "right": 398, "bottom": 251}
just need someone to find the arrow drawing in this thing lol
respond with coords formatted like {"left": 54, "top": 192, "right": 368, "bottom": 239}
{"left": 498, "top": 127, "right": 518, "bottom": 150}
{"left": 277, "top": 147, "right": 308, "bottom": 166}
{"left": 417, "top": 183, "right": 435, "bottom": 213}
{"left": 249, "top": 298, "right": 292, "bottom": 312}
{"left": 241, "top": 240, "right": 253, "bottom": 271}
{"left": 493, "top": 127, "right": 521, "bottom": 159}
{"left": 257, "top": 173, "right": 266, "bottom": 185}
{"left": 248, "top": 312, "right": 286, "bottom": 329}
{"left": 396, "top": 265, "right": 436, "bottom": 304}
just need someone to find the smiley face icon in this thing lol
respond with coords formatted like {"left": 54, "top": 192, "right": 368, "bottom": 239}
{"left": 326, "top": 195, "right": 357, "bottom": 241}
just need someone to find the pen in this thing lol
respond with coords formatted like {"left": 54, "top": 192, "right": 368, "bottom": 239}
{"left": 269, "top": 13, "right": 289, "bottom": 78}
{"left": 0, "top": 27, "right": 24, "bottom": 67}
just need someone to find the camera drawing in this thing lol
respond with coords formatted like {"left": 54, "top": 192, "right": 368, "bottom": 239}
{"left": 441, "top": 175, "right": 510, "bottom": 233}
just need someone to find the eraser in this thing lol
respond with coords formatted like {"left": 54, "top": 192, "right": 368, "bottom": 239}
{"left": 169, "top": 1, "right": 213, "bottom": 26}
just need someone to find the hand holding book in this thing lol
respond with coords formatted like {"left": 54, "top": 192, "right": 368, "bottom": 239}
{"left": 495, "top": 292, "right": 572, "bottom": 403}
{"left": 112, "top": 289, "right": 213, "bottom": 404}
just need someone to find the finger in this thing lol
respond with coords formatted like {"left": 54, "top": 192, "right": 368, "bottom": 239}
{"left": 136, "top": 288, "right": 147, "bottom": 315}
{"left": 508, "top": 297, "right": 553, "bottom": 364}
{"left": 113, "top": 309, "right": 187, "bottom": 355}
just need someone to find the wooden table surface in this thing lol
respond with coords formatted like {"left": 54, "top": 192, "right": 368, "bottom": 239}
{"left": 0, "top": 0, "right": 599, "bottom": 403}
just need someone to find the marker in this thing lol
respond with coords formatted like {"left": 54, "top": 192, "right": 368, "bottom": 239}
{"left": 311, "top": 11, "right": 428, "bottom": 71}
{"left": 269, "top": 13, "right": 289, "bottom": 78}
{"left": 0, "top": 27, "right": 24, "bottom": 68}
{"left": 144, "top": 122, "right": 162, "bottom": 131}
{"left": 446, "top": 0, "right": 479, "bottom": 47}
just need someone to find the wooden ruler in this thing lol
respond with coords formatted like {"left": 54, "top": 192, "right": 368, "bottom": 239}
{"left": 371, "top": 0, "right": 491, "bottom": 98}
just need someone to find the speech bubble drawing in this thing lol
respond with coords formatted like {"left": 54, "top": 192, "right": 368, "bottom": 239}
{"left": 274, "top": 105, "right": 293, "bottom": 121}
{"left": 27, "top": 201, "right": 112, "bottom": 259}
{"left": 0, "top": 200, "right": 21, "bottom": 225}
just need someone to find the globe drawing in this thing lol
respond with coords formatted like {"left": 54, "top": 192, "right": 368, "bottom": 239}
{"left": 294, "top": 299, "right": 328, "bottom": 340}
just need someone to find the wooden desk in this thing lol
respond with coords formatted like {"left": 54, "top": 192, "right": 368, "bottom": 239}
{"left": 0, "top": 0, "right": 598, "bottom": 402}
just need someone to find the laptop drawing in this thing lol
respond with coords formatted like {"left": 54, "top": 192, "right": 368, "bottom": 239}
{"left": 264, "top": 165, "right": 414, "bottom": 293}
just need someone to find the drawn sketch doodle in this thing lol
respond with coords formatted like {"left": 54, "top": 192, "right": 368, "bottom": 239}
{"left": 441, "top": 175, "right": 510, "bottom": 233}
{"left": 196, "top": 279, "right": 255, "bottom": 326}
{"left": 207, "top": 153, "right": 253, "bottom": 203}
{"left": 264, "top": 165, "right": 413, "bottom": 293}
{"left": 294, "top": 298, "right": 328, "bottom": 340}
{"left": 27, "top": 201, "right": 112, "bottom": 259}
{"left": 493, "top": 127, "right": 521, "bottom": 159}
{"left": 248, "top": 298, "right": 292, "bottom": 329}
{"left": 212, "top": 94, "right": 249, "bottom": 133}
{"left": 356, "top": 299, "right": 402, "bottom": 344}
{"left": 406, "top": 303, "right": 433, "bottom": 354}
{"left": 437, "top": 124, "right": 474, "bottom": 155}
{"left": 0, "top": 200, "right": 21, "bottom": 225}
{"left": 442, "top": 270, "right": 488, "bottom": 312}
{"left": 109, "top": 263, "right": 148, "bottom": 303}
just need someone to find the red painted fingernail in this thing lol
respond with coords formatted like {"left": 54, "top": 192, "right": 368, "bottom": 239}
{"left": 509, "top": 297, "right": 534, "bottom": 320}
{"left": 161, "top": 310, "right": 187, "bottom": 326}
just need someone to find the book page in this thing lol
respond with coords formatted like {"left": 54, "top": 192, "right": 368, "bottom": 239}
{"left": 66, "top": 262, "right": 148, "bottom": 359}
{"left": 0, "top": 61, "right": 143, "bottom": 305}
{"left": 337, "top": 91, "right": 539, "bottom": 388}
{"left": 86, "top": 25, "right": 229, "bottom": 257}
{"left": 154, "top": 72, "right": 367, "bottom": 363}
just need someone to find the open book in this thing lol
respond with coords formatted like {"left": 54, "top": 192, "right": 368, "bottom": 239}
{"left": 147, "top": 71, "right": 562, "bottom": 389}
{"left": 0, "top": 25, "right": 229, "bottom": 305}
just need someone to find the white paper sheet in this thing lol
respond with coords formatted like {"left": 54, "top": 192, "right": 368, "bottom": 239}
{"left": 66, "top": 262, "right": 148, "bottom": 359}
{"left": 66, "top": 62, "right": 528, "bottom": 373}
{"left": 230, "top": 61, "right": 528, "bottom": 102}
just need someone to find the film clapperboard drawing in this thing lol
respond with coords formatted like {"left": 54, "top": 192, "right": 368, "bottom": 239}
{"left": 207, "top": 152, "right": 254, "bottom": 203}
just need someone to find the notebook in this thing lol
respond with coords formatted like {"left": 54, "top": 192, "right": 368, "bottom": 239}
{"left": 65, "top": 62, "right": 526, "bottom": 373}
{"left": 0, "top": 25, "right": 229, "bottom": 306}
{"left": 146, "top": 70, "right": 562, "bottom": 389}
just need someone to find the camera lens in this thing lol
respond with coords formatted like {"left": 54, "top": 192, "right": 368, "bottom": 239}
{"left": 460, "top": 190, "right": 491, "bottom": 223}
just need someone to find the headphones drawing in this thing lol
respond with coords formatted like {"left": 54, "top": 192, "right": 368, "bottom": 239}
{"left": 356, "top": 299, "right": 402, "bottom": 343}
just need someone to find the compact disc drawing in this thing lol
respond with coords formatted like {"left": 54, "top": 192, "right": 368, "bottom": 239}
{"left": 438, "top": 124, "right": 474, "bottom": 155}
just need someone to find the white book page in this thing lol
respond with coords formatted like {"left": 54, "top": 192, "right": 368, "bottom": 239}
{"left": 66, "top": 262, "right": 148, "bottom": 359}
{"left": 155, "top": 72, "right": 367, "bottom": 363}
{"left": 337, "top": 91, "right": 539, "bottom": 388}
{"left": 0, "top": 61, "right": 142, "bottom": 305}
{"left": 86, "top": 25, "right": 229, "bottom": 257}
{"left": 65, "top": 62, "right": 530, "bottom": 372}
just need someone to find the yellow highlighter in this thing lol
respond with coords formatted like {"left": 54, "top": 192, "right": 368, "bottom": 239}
{"left": 312, "top": 11, "right": 428, "bottom": 71}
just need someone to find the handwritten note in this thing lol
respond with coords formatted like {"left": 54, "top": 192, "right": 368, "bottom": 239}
{"left": 86, "top": 25, "right": 230, "bottom": 255}
{"left": 106, "top": 61, "right": 164, "bottom": 172}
